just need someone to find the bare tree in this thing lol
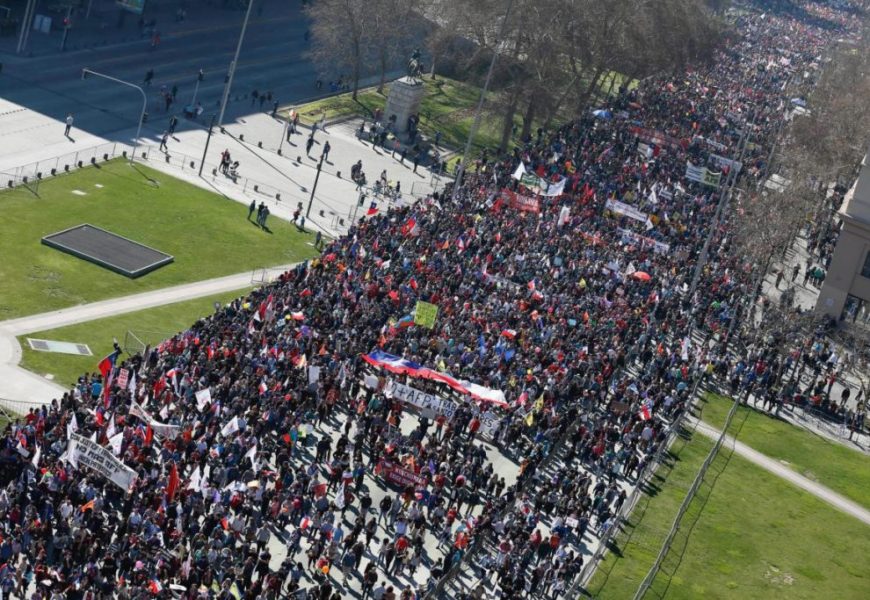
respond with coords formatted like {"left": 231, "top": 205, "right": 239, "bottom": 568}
{"left": 305, "top": 0, "right": 369, "bottom": 99}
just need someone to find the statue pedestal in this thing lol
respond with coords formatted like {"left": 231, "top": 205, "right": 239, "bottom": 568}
{"left": 385, "top": 77, "right": 425, "bottom": 135}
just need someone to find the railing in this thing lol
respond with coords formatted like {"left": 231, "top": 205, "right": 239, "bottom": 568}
{"left": 0, "top": 141, "right": 128, "bottom": 191}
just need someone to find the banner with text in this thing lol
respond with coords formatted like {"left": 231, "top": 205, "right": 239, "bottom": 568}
{"left": 69, "top": 433, "right": 137, "bottom": 491}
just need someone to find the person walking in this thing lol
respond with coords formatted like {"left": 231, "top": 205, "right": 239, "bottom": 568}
{"left": 144, "top": 68, "right": 154, "bottom": 86}
{"left": 168, "top": 115, "right": 179, "bottom": 135}
{"left": 322, "top": 141, "right": 331, "bottom": 161}
{"left": 159, "top": 131, "right": 169, "bottom": 152}
{"left": 64, "top": 114, "right": 73, "bottom": 137}
{"left": 248, "top": 199, "right": 256, "bottom": 221}
{"left": 306, "top": 134, "right": 315, "bottom": 156}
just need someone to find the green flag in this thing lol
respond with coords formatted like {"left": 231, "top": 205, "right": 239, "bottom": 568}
{"left": 414, "top": 301, "right": 439, "bottom": 329}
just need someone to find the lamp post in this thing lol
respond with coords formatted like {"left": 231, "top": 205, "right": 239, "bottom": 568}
{"left": 451, "top": 0, "right": 515, "bottom": 202}
{"left": 192, "top": 68, "right": 204, "bottom": 106}
{"left": 82, "top": 68, "right": 146, "bottom": 164}
{"left": 306, "top": 153, "right": 324, "bottom": 219}
{"left": 200, "top": 115, "right": 217, "bottom": 177}
{"left": 218, "top": 0, "right": 255, "bottom": 126}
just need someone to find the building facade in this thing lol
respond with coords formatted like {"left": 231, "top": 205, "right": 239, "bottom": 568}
{"left": 816, "top": 151, "right": 870, "bottom": 322}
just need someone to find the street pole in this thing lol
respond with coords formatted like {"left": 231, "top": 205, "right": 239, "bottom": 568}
{"left": 17, "top": 0, "right": 37, "bottom": 55}
{"left": 450, "top": 0, "right": 515, "bottom": 202}
{"left": 278, "top": 118, "right": 289, "bottom": 154}
{"left": 192, "top": 69, "right": 204, "bottom": 106}
{"left": 81, "top": 68, "right": 146, "bottom": 165}
{"left": 60, "top": 5, "right": 72, "bottom": 52}
{"left": 199, "top": 115, "right": 217, "bottom": 177}
{"left": 218, "top": 0, "right": 255, "bottom": 126}
{"left": 306, "top": 154, "right": 324, "bottom": 219}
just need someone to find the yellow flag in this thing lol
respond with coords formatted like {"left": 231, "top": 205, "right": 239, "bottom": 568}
{"left": 534, "top": 395, "right": 544, "bottom": 412}
{"left": 525, "top": 412, "right": 534, "bottom": 426}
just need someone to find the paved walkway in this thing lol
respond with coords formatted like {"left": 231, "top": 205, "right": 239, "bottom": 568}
{"left": 692, "top": 418, "right": 870, "bottom": 526}
{"left": 0, "top": 265, "right": 293, "bottom": 408}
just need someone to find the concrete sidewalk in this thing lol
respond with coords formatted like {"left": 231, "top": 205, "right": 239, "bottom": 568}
{"left": 692, "top": 418, "right": 870, "bottom": 525}
{"left": 0, "top": 265, "right": 291, "bottom": 408}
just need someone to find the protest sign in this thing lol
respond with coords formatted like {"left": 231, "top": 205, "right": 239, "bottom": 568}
{"left": 617, "top": 228, "right": 671, "bottom": 254}
{"left": 69, "top": 433, "right": 137, "bottom": 491}
{"left": 414, "top": 301, "right": 439, "bottom": 329}
{"left": 117, "top": 368, "right": 129, "bottom": 390}
{"left": 386, "top": 380, "right": 501, "bottom": 437}
{"left": 129, "top": 401, "right": 182, "bottom": 439}
{"left": 377, "top": 459, "right": 428, "bottom": 488}
{"left": 605, "top": 199, "right": 649, "bottom": 224}
{"left": 504, "top": 190, "right": 541, "bottom": 214}
{"left": 685, "top": 162, "right": 722, "bottom": 187}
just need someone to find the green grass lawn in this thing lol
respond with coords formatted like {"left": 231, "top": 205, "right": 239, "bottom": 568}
{"left": 283, "top": 76, "right": 530, "bottom": 154}
{"left": 0, "top": 160, "right": 315, "bottom": 320}
{"left": 18, "top": 289, "right": 248, "bottom": 387}
{"left": 589, "top": 430, "right": 870, "bottom": 599}
{"left": 698, "top": 393, "right": 870, "bottom": 510}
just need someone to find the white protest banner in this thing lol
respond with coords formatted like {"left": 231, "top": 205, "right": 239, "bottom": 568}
{"left": 308, "top": 366, "right": 321, "bottom": 385}
{"left": 195, "top": 388, "right": 212, "bottom": 412}
{"left": 541, "top": 177, "right": 566, "bottom": 197}
{"left": 685, "top": 162, "right": 722, "bottom": 187}
{"left": 129, "top": 400, "right": 182, "bottom": 439}
{"left": 386, "top": 381, "right": 501, "bottom": 436}
{"left": 31, "top": 445, "right": 41, "bottom": 468}
{"left": 709, "top": 153, "right": 742, "bottom": 174}
{"left": 386, "top": 380, "right": 456, "bottom": 420}
{"left": 605, "top": 199, "right": 649, "bottom": 224}
{"left": 617, "top": 228, "right": 671, "bottom": 254}
{"left": 116, "top": 368, "right": 129, "bottom": 390}
{"left": 69, "top": 433, "right": 137, "bottom": 492}
{"left": 558, "top": 205, "right": 571, "bottom": 227}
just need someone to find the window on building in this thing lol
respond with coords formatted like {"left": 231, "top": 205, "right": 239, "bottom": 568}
{"left": 863, "top": 251, "right": 870, "bottom": 279}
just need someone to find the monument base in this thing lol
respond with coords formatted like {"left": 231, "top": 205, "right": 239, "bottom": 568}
{"left": 384, "top": 77, "right": 425, "bottom": 135}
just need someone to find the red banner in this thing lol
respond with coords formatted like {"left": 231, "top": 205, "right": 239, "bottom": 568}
{"left": 503, "top": 189, "right": 540, "bottom": 214}
{"left": 377, "top": 459, "right": 428, "bottom": 488}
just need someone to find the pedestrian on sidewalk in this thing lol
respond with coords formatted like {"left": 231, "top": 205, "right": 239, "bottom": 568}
{"left": 144, "top": 68, "right": 154, "bottom": 86}
{"left": 306, "top": 135, "right": 315, "bottom": 156}
{"left": 272, "top": 99, "right": 279, "bottom": 118}
{"left": 322, "top": 141, "right": 331, "bottom": 161}
{"left": 64, "top": 114, "right": 73, "bottom": 137}
{"left": 248, "top": 199, "right": 256, "bottom": 221}
{"left": 168, "top": 115, "right": 178, "bottom": 135}
{"left": 159, "top": 131, "right": 169, "bottom": 152}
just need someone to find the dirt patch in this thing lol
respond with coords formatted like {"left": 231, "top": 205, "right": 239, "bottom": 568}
{"left": 764, "top": 564, "right": 795, "bottom": 586}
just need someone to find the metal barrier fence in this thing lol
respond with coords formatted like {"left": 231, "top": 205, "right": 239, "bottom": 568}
{"left": 0, "top": 141, "right": 128, "bottom": 192}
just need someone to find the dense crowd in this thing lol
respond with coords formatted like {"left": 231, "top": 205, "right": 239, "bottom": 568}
{"left": 0, "top": 2, "right": 859, "bottom": 600}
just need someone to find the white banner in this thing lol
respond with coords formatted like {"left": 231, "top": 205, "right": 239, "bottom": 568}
{"left": 617, "top": 228, "right": 671, "bottom": 254}
{"left": 605, "top": 199, "right": 649, "bottom": 224}
{"left": 129, "top": 401, "right": 182, "bottom": 439}
{"left": 195, "top": 388, "right": 212, "bottom": 412}
{"left": 385, "top": 380, "right": 500, "bottom": 436}
{"left": 69, "top": 433, "right": 137, "bottom": 492}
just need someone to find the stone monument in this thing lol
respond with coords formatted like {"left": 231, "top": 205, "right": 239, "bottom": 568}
{"left": 384, "top": 48, "right": 426, "bottom": 136}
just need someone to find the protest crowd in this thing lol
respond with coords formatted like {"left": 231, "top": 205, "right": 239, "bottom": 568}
{"left": 0, "top": 2, "right": 861, "bottom": 599}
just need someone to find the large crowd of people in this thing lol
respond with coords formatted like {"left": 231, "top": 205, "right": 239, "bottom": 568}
{"left": 0, "top": 2, "right": 861, "bottom": 599}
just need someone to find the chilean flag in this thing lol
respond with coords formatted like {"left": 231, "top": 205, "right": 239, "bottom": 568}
{"left": 639, "top": 399, "right": 653, "bottom": 421}
{"left": 367, "top": 201, "right": 379, "bottom": 216}
{"left": 97, "top": 349, "right": 121, "bottom": 380}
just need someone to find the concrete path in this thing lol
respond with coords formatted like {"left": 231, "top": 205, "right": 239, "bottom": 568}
{"left": 692, "top": 418, "right": 870, "bottom": 526}
{"left": 0, "top": 265, "right": 293, "bottom": 408}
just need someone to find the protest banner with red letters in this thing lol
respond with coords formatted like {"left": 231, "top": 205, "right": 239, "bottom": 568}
{"left": 377, "top": 459, "right": 428, "bottom": 488}
{"left": 502, "top": 189, "right": 541, "bottom": 214}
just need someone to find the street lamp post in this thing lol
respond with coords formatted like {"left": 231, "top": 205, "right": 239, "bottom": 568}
{"left": 200, "top": 115, "right": 217, "bottom": 177}
{"left": 218, "top": 0, "right": 256, "bottom": 126}
{"left": 306, "top": 154, "right": 325, "bottom": 219}
{"left": 192, "top": 69, "right": 204, "bottom": 106}
{"left": 82, "top": 68, "right": 147, "bottom": 165}
{"left": 451, "top": 0, "right": 515, "bottom": 202}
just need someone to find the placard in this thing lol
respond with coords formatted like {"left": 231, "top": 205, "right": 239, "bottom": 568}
{"left": 68, "top": 434, "right": 137, "bottom": 491}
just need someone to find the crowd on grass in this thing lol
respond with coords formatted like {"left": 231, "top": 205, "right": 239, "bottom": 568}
{"left": 0, "top": 2, "right": 861, "bottom": 600}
